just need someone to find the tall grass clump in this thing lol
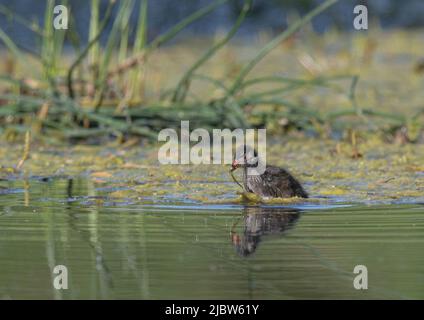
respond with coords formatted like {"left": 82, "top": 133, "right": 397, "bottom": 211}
{"left": 0, "top": 0, "right": 408, "bottom": 142}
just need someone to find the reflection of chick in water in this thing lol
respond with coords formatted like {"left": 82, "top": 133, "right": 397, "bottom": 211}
{"left": 231, "top": 207, "right": 301, "bottom": 257}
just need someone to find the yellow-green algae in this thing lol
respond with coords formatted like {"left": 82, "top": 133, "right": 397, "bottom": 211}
{"left": 0, "top": 134, "right": 423, "bottom": 205}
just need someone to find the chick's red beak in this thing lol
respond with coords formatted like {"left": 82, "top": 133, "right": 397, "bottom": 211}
{"left": 231, "top": 160, "right": 239, "bottom": 170}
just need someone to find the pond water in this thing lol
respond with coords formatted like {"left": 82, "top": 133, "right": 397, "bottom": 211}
{"left": 0, "top": 178, "right": 423, "bottom": 299}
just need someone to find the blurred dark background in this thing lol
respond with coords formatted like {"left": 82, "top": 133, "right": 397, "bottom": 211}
{"left": 1, "top": 0, "right": 424, "bottom": 47}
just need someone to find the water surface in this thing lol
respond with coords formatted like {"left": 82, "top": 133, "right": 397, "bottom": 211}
{"left": 0, "top": 178, "right": 423, "bottom": 299}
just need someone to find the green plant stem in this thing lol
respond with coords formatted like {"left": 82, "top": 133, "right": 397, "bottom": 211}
{"left": 67, "top": 0, "right": 115, "bottom": 99}
{"left": 228, "top": 0, "right": 339, "bottom": 96}
{"left": 171, "top": 0, "right": 251, "bottom": 103}
{"left": 107, "top": 0, "right": 230, "bottom": 79}
{"left": 94, "top": 0, "right": 134, "bottom": 111}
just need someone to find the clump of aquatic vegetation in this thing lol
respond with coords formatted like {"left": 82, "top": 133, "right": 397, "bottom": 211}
{"left": 1, "top": 135, "right": 424, "bottom": 205}
{"left": 1, "top": 0, "right": 422, "bottom": 143}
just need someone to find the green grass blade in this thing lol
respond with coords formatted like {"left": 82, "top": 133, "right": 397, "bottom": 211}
{"left": 109, "top": 0, "right": 229, "bottom": 79}
{"left": 0, "top": 27, "right": 24, "bottom": 61}
{"left": 128, "top": 0, "right": 148, "bottom": 102}
{"left": 134, "top": 0, "right": 148, "bottom": 52}
{"left": 118, "top": 0, "right": 134, "bottom": 63}
{"left": 228, "top": 0, "right": 339, "bottom": 96}
{"left": 67, "top": 0, "right": 116, "bottom": 99}
{"left": 41, "top": 0, "right": 55, "bottom": 76}
{"left": 150, "top": 0, "right": 229, "bottom": 50}
{"left": 171, "top": 0, "right": 251, "bottom": 103}
{"left": 88, "top": 0, "right": 100, "bottom": 67}
{"left": 0, "top": 5, "right": 44, "bottom": 36}
{"left": 94, "top": 0, "right": 134, "bottom": 109}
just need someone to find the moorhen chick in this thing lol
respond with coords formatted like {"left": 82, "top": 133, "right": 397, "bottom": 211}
{"left": 230, "top": 146, "right": 308, "bottom": 198}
